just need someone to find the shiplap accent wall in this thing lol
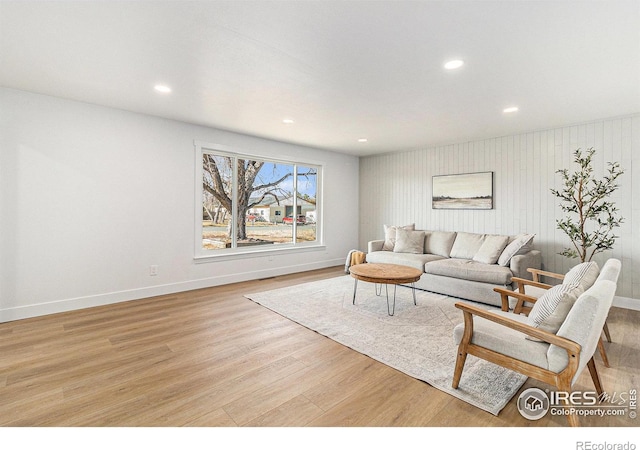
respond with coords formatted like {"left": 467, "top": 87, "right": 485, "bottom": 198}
{"left": 360, "top": 114, "right": 639, "bottom": 301}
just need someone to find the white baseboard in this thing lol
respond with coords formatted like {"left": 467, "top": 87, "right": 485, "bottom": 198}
{"left": 0, "top": 258, "right": 345, "bottom": 323}
{"left": 3, "top": 263, "right": 638, "bottom": 322}
{"left": 612, "top": 295, "right": 640, "bottom": 311}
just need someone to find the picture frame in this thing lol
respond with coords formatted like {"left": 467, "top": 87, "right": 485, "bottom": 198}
{"left": 432, "top": 171, "right": 493, "bottom": 210}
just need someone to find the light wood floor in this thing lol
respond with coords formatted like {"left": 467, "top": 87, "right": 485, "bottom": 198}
{"left": 1, "top": 265, "right": 638, "bottom": 427}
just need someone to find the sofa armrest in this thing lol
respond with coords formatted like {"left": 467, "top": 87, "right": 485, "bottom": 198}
{"left": 368, "top": 240, "right": 385, "bottom": 253}
{"left": 510, "top": 250, "right": 542, "bottom": 280}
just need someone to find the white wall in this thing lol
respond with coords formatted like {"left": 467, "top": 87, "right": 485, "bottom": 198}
{"left": 360, "top": 114, "right": 640, "bottom": 305}
{"left": 0, "top": 88, "right": 359, "bottom": 322}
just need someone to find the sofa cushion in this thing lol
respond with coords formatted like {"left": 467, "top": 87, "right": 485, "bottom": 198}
{"left": 563, "top": 261, "right": 599, "bottom": 291}
{"left": 473, "top": 234, "right": 510, "bottom": 264}
{"left": 449, "top": 232, "right": 485, "bottom": 260}
{"left": 425, "top": 231, "right": 457, "bottom": 257}
{"left": 366, "top": 251, "right": 444, "bottom": 271}
{"left": 382, "top": 223, "right": 415, "bottom": 251}
{"left": 393, "top": 229, "right": 425, "bottom": 254}
{"left": 497, "top": 233, "right": 535, "bottom": 266}
{"left": 527, "top": 284, "right": 582, "bottom": 336}
{"left": 424, "top": 258, "right": 513, "bottom": 285}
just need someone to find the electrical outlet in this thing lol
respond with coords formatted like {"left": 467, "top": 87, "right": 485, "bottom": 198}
{"left": 150, "top": 265, "right": 159, "bottom": 276}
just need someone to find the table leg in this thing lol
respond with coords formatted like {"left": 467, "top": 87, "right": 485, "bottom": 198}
{"left": 352, "top": 278, "right": 358, "bottom": 305}
{"left": 386, "top": 284, "right": 396, "bottom": 316}
{"left": 412, "top": 282, "right": 417, "bottom": 305}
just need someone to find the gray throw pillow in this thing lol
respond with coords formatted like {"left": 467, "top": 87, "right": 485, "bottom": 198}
{"left": 497, "top": 233, "right": 535, "bottom": 266}
{"left": 393, "top": 229, "right": 425, "bottom": 254}
{"left": 449, "top": 232, "right": 485, "bottom": 260}
{"left": 473, "top": 235, "right": 510, "bottom": 264}
{"left": 382, "top": 223, "right": 415, "bottom": 251}
{"left": 424, "top": 231, "right": 457, "bottom": 257}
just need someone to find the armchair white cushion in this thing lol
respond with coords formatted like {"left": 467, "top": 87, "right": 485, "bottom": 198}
{"left": 453, "top": 310, "right": 549, "bottom": 368}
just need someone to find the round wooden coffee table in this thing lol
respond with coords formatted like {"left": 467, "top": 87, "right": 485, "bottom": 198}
{"left": 349, "top": 263, "right": 423, "bottom": 316}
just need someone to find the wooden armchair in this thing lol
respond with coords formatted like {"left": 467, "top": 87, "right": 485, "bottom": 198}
{"left": 494, "top": 264, "right": 613, "bottom": 367}
{"left": 452, "top": 277, "right": 618, "bottom": 427}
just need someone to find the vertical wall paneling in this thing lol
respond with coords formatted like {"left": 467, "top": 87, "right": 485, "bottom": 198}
{"left": 359, "top": 115, "right": 639, "bottom": 301}
{"left": 632, "top": 117, "right": 640, "bottom": 299}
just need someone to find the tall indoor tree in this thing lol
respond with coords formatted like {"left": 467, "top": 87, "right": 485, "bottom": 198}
{"left": 551, "top": 147, "right": 624, "bottom": 262}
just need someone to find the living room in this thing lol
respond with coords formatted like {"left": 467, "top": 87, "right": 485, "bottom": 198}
{"left": 1, "top": 0, "right": 638, "bottom": 446}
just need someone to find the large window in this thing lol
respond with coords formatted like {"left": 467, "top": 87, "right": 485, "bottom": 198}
{"left": 196, "top": 142, "right": 322, "bottom": 258}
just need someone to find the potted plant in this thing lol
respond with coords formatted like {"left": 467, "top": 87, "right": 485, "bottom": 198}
{"left": 551, "top": 148, "right": 624, "bottom": 262}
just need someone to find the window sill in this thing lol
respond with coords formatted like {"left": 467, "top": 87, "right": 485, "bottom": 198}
{"left": 194, "top": 243, "right": 327, "bottom": 263}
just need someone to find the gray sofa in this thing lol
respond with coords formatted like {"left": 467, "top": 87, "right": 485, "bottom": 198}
{"left": 366, "top": 226, "right": 542, "bottom": 307}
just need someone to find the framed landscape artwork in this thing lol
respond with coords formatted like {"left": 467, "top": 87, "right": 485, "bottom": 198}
{"left": 432, "top": 171, "right": 493, "bottom": 210}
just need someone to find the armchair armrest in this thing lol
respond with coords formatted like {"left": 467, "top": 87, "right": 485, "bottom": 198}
{"left": 527, "top": 267, "right": 565, "bottom": 283}
{"left": 493, "top": 286, "right": 538, "bottom": 313}
{"left": 454, "top": 302, "right": 581, "bottom": 354}
{"left": 511, "top": 276, "right": 553, "bottom": 292}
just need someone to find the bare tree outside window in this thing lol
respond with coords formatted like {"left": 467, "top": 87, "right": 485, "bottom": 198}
{"left": 201, "top": 152, "right": 318, "bottom": 251}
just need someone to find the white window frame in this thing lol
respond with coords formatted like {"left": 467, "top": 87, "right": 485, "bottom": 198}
{"left": 194, "top": 141, "right": 324, "bottom": 261}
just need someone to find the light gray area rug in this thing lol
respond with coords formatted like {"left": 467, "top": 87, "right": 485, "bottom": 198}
{"left": 245, "top": 275, "right": 527, "bottom": 415}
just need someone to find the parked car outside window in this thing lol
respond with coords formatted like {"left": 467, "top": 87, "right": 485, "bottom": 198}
{"left": 283, "top": 214, "right": 306, "bottom": 225}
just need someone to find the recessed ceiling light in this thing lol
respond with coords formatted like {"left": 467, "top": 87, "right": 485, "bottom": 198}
{"left": 503, "top": 106, "right": 519, "bottom": 113}
{"left": 154, "top": 84, "right": 171, "bottom": 93}
{"left": 282, "top": 118, "right": 295, "bottom": 124}
{"left": 358, "top": 138, "right": 368, "bottom": 143}
{"left": 444, "top": 60, "right": 464, "bottom": 70}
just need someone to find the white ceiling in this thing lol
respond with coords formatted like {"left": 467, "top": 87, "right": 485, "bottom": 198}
{"left": 1, "top": 1, "right": 639, "bottom": 156}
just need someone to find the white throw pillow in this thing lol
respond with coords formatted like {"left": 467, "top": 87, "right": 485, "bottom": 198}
{"left": 527, "top": 284, "right": 582, "bottom": 336}
{"left": 497, "top": 233, "right": 535, "bottom": 266}
{"left": 382, "top": 223, "right": 415, "bottom": 251}
{"left": 449, "top": 232, "right": 485, "bottom": 260}
{"left": 424, "top": 231, "right": 457, "bottom": 257}
{"left": 393, "top": 229, "right": 425, "bottom": 254}
{"left": 563, "top": 261, "right": 599, "bottom": 291}
{"left": 473, "top": 235, "right": 510, "bottom": 264}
